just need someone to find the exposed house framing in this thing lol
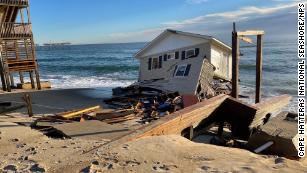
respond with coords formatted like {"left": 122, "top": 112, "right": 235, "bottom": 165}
{"left": 231, "top": 23, "right": 264, "bottom": 103}
{"left": 0, "top": 0, "right": 41, "bottom": 92}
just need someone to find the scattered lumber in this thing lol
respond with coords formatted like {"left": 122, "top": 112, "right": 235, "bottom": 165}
{"left": 248, "top": 112, "right": 305, "bottom": 158}
{"left": 56, "top": 105, "right": 101, "bottom": 119}
{"left": 104, "top": 94, "right": 291, "bottom": 146}
{"left": 102, "top": 114, "right": 136, "bottom": 124}
{"left": 112, "top": 94, "right": 229, "bottom": 143}
{"left": 211, "top": 95, "right": 291, "bottom": 139}
{"left": 95, "top": 109, "right": 135, "bottom": 121}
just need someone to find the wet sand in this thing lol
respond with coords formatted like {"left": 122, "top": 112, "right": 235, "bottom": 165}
{"left": 0, "top": 88, "right": 112, "bottom": 114}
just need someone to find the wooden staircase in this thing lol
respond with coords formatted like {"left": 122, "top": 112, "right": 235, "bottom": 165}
{"left": 0, "top": 0, "right": 41, "bottom": 92}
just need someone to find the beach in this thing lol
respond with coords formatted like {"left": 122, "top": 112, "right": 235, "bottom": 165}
{"left": 0, "top": 123, "right": 306, "bottom": 173}
{"left": 0, "top": 88, "right": 111, "bottom": 114}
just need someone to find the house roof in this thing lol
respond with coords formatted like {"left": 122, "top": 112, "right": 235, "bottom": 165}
{"left": 135, "top": 29, "right": 232, "bottom": 58}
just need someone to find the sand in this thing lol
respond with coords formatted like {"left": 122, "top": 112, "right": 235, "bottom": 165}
{"left": 0, "top": 120, "right": 306, "bottom": 173}
{"left": 0, "top": 88, "right": 110, "bottom": 114}
{"left": 0, "top": 89, "right": 306, "bottom": 172}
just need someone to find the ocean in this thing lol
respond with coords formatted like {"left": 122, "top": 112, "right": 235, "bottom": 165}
{"left": 35, "top": 41, "right": 298, "bottom": 112}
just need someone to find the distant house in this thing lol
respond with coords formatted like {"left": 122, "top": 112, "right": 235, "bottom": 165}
{"left": 135, "top": 29, "right": 232, "bottom": 95}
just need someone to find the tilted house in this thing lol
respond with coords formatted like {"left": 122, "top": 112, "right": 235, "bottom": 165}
{"left": 135, "top": 29, "right": 232, "bottom": 95}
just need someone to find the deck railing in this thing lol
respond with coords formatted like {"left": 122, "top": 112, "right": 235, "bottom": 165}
{"left": 0, "top": 0, "right": 28, "bottom": 6}
{"left": 0, "top": 22, "right": 32, "bottom": 38}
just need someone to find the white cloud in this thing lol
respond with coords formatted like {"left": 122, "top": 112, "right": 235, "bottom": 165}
{"left": 163, "top": 3, "right": 296, "bottom": 28}
{"left": 186, "top": 0, "right": 209, "bottom": 4}
{"left": 93, "top": 2, "right": 297, "bottom": 43}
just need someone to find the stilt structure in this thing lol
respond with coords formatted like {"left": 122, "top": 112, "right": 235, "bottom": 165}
{"left": 231, "top": 23, "right": 264, "bottom": 103}
{"left": 0, "top": 0, "right": 41, "bottom": 92}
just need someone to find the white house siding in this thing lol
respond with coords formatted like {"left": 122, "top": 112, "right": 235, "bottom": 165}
{"left": 141, "top": 33, "right": 209, "bottom": 58}
{"left": 210, "top": 43, "right": 232, "bottom": 79}
{"left": 139, "top": 43, "right": 211, "bottom": 94}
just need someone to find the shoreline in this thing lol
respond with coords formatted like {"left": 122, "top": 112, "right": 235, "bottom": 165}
{"left": 0, "top": 88, "right": 112, "bottom": 115}
{"left": 0, "top": 85, "right": 297, "bottom": 114}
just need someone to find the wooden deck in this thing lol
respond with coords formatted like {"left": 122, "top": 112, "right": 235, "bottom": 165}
{"left": 0, "top": 0, "right": 41, "bottom": 92}
{"left": 0, "top": 0, "right": 28, "bottom": 7}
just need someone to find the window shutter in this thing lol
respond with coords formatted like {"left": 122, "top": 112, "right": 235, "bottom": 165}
{"left": 159, "top": 56, "right": 162, "bottom": 68}
{"left": 175, "top": 51, "right": 179, "bottom": 59}
{"left": 195, "top": 48, "right": 200, "bottom": 57}
{"left": 181, "top": 51, "right": 186, "bottom": 60}
{"left": 148, "top": 58, "right": 152, "bottom": 70}
{"left": 184, "top": 64, "right": 191, "bottom": 76}
{"left": 163, "top": 54, "right": 167, "bottom": 61}
{"left": 173, "top": 65, "right": 178, "bottom": 77}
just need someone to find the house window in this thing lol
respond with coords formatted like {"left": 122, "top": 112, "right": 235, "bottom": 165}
{"left": 152, "top": 57, "right": 159, "bottom": 69}
{"left": 174, "top": 64, "right": 191, "bottom": 77}
{"left": 186, "top": 49, "right": 195, "bottom": 58}
{"left": 167, "top": 53, "right": 175, "bottom": 60}
{"left": 183, "top": 48, "right": 199, "bottom": 59}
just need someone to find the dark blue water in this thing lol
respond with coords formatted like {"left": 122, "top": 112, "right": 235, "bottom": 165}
{"left": 34, "top": 41, "right": 298, "bottom": 111}
{"left": 36, "top": 43, "right": 144, "bottom": 88}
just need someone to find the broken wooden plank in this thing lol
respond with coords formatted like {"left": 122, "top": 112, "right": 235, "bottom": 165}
{"left": 95, "top": 109, "right": 135, "bottom": 121}
{"left": 57, "top": 105, "right": 101, "bottom": 119}
{"left": 112, "top": 94, "right": 229, "bottom": 143}
{"left": 82, "top": 95, "right": 229, "bottom": 155}
{"left": 103, "top": 114, "right": 136, "bottom": 124}
{"left": 250, "top": 95, "right": 291, "bottom": 128}
{"left": 248, "top": 112, "right": 305, "bottom": 158}
{"left": 237, "top": 30, "right": 265, "bottom": 36}
{"left": 238, "top": 35, "right": 253, "bottom": 44}
{"left": 51, "top": 120, "right": 132, "bottom": 141}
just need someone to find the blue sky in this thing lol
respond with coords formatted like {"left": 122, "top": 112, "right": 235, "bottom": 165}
{"left": 30, "top": 0, "right": 302, "bottom": 44}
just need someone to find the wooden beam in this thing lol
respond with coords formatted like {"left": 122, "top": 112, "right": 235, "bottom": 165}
{"left": 250, "top": 95, "right": 292, "bottom": 129}
{"left": 237, "top": 30, "right": 265, "bottom": 36}
{"left": 57, "top": 105, "right": 101, "bottom": 119}
{"left": 255, "top": 35, "right": 263, "bottom": 103}
{"left": 231, "top": 29, "right": 240, "bottom": 98}
{"left": 238, "top": 35, "right": 253, "bottom": 44}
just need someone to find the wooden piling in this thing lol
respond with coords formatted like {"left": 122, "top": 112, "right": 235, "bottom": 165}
{"left": 0, "top": 56, "right": 7, "bottom": 91}
{"left": 231, "top": 23, "right": 239, "bottom": 99}
{"left": 23, "top": 93, "right": 33, "bottom": 117}
{"left": 255, "top": 35, "right": 263, "bottom": 103}
{"left": 29, "top": 71, "right": 35, "bottom": 89}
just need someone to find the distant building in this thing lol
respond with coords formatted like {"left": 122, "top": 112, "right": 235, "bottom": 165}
{"left": 135, "top": 29, "right": 232, "bottom": 95}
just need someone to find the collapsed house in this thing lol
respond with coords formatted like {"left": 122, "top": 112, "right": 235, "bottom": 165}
{"left": 134, "top": 29, "right": 232, "bottom": 97}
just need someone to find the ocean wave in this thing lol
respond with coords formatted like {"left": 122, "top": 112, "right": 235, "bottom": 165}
{"left": 240, "top": 64, "right": 295, "bottom": 74}
{"left": 41, "top": 75, "right": 136, "bottom": 89}
{"left": 40, "top": 64, "right": 139, "bottom": 74}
